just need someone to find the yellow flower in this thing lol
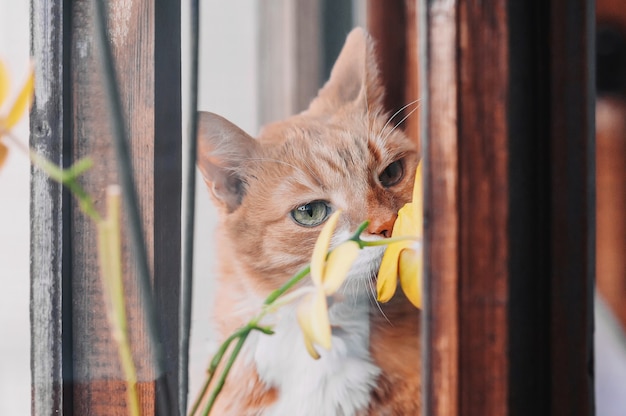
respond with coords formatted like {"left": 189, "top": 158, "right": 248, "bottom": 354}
{"left": 376, "top": 162, "right": 423, "bottom": 308}
{"left": 296, "top": 210, "right": 360, "bottom": 359}
{"left": 0, "top": 60, "right": 34, "bottom": 169}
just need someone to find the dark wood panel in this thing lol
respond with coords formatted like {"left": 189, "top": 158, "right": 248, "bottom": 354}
{"left": 423, "top": 1, "right": 594, "bottom": 415}
{"left": 457, "top": 1, "right": 510, "bottom": 414}
{"left": 422, "top": 0, "right": 460, "bottom": 415}
{"left": 70, "top": 0, "right": 156, "bottom": 414}
{"left": 507, "top": 1, "right": 552, "bottom": 413}
{"left": 549, "top": 1, "right": 595, "bottom": 413}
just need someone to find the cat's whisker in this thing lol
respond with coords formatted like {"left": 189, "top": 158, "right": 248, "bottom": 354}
{"left": 377, "top": 98, "right": 421, "bottom": 140}
{"left": 348, "top": 280, "right": 358, "bottom": 309}
{"left": 381, "top": 105, "right": 420, "bottom": 143}
{"left": 367, "top": 276, "right": 392, "bottom": 325}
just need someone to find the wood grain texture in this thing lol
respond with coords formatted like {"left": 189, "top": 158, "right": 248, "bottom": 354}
{"left": 424, "top": 1, "right": 594, "bottom": 415}
{"left": 422, "top": 1, "right": 460, "bottom": 415}
{"left": 70, "top": 0, "right": 156, "bottom": 414}
{"left": 371, "top": 1, "right": 594, "bottom": 415}
{"left": 457, "top": 2, "right": 509, "bottom": 414}
{"left": 30, "top": 0, "right": 69, "bottom": 414}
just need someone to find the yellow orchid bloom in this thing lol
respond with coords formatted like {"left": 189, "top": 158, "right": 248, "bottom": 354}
{"left": 0, "top": 60, "right": 34, "bottom": 169}
{"left": 297, "top": 210, "right": 360, "bottom": 359}
{"left": 0, "top": 60, "right": 34, "bottom": 134}
{"left": 376, "top": 162, "right": 423, "bottom": 308}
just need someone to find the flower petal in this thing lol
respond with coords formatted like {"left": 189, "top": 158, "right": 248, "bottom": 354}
{"left": 4, "top": 67, "right": 34, "bottom": 129}
{"left": 411, "top": 162, "right": 423, "bottom": 231}
{"left": 399, "top": 247, "right": 422, "bottom": 309}
{"left": 309, "top": 290, "right": 331, "bottom": 350}
{"left": 310, "top": 210, "right": 341, "bottom": 286}
{"left": 0, "top": 142, "right": 9, "bottom": 170}
{"left": 296, "top": 290, "right": 331, "bottom": 358}
{"left": 322, "top": 240, "right": 359, "bottom": 295}
{"left": 377, "top": 240, "right": 410, "bottom": 302}
{"left": 296, "top": 293, "right": 321, "bottom": 359}
{"left": 394, "top": 202, "right": 419, "bottom": 237}
{"left": 0, "top": 60, "right": 9, "bottom": 108}
{"left": 302, "top": 332, "right": 320, "bottom": 359}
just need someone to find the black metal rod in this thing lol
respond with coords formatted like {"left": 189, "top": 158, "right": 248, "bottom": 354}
{"left": 179, "top": 0, "right": 200, "bottom": 414}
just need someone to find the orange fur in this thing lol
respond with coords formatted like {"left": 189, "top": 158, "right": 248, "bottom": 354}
{"left": 195, "top": 28, "right": 420, "bottom": 415}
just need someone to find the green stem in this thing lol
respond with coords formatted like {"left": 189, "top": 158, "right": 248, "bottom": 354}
{"left": 189, "top": 323, "right": 273, "bottom": 416}
{"left": 264, "top": 265, "right": 311, "bottom": 305}
{"left": 188, "top": 332, "right": 240, "bottom": 416}
{"left": 351, "top": 220, "right": 370, "bottom": 241}
{"left": 359, "top": 235, "right": 418, "bottom": 247}
{"left": 4, "top": 132, "right": 101, "bottom": 222}
{"left": 208, "top": 332, "right": 241, "bottom": 374}
{"left": 202, "top": 335, "right": 248, "bottom": 416}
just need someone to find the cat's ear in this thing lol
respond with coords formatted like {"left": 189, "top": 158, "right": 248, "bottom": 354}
{"left": 306, "top": 27, "right": 384, "bottom": 116}
{"left": 197, "top": 111, "right": 258, "bottom": 213}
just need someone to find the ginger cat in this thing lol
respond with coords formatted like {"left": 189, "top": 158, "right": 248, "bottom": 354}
{"left": 195, "top": 28, "right": 420, "bottom": 415}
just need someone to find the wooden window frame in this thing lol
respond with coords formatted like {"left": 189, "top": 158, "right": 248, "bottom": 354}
{"left": 368, "top": 0, "right": 594, "bottom": 414}
{"left": 31, "top": 0, "right": 182, "bottom": 414}
{"left": 30, "top": 1, "right": 594, "bottom": 415}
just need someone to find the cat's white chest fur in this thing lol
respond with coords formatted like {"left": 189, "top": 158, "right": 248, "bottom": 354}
{"left": 248, "top": 295, "right": 380, "bottom": 416}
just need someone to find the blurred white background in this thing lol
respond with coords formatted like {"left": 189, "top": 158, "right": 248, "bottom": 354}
{"left": 0, "top": 1, "right": 31, "bottom": 415}
{"left": 187, "top": 0, "right": 259, "bottom": 404}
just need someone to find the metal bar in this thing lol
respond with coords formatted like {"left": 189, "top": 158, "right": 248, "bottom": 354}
{"left": 179, "top": 0, "right": 199, "bottom": 414}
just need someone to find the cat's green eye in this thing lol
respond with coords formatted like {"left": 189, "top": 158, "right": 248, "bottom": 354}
{"left": 291, "top": 201, "right": 331, "bottom": 227}
{"left": 379, "top": 159, "right": 404, "bottom": 187}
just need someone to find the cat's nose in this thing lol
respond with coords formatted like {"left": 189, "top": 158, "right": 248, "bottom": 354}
{"left": 366, "top": 215, "right": 396, "bottom": 239}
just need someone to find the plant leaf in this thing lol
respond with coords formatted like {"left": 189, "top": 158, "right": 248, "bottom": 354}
{"left": 4, "top": 67, "right": 34, "bottom": 129}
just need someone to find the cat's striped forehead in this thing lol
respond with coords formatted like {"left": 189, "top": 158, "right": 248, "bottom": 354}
{"left": 251, "top": 113, "right": 411, "bottom": 197}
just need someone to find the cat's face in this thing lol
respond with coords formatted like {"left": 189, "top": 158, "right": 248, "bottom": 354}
{"left": 198, "top": 28, "right": 418, "bottom": 294}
